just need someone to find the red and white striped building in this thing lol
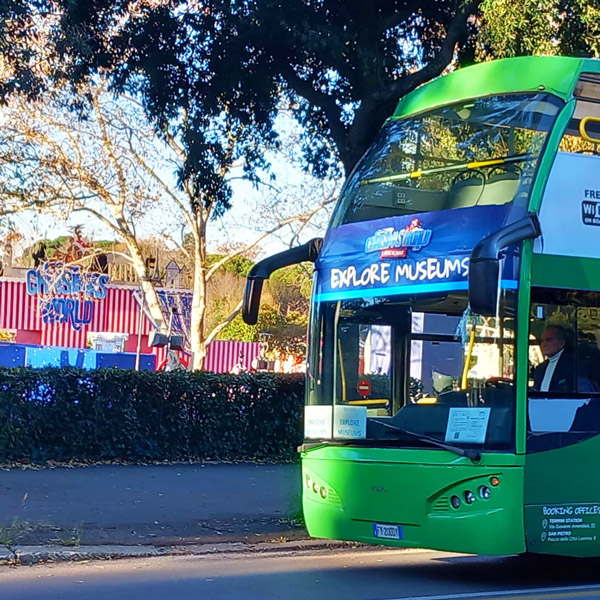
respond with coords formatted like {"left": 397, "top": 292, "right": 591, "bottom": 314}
{"left": 1, "top": 277, "right": 157, "bottom": 351}
{"left": 0, "top": 276, "right": 259, "bottom": 372}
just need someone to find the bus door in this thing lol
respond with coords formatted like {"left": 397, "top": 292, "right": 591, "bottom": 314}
{"left": 333, "top": 305, "right": 468, "bottom": 419}
{"left": 332, "top": 302, "right": 411, "bottom": 419}
{"left": 524, "top": 287, "right": 600, "bottom": 556}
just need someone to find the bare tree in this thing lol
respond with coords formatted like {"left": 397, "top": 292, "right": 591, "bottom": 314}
{"left": 0, "top": 84, "right": 168, "bottom": 329}
{"left": 155, "top": 120, "right": 337, "bottom": 368}
{"left": 0, "top": 81, "right": 337, "bottom": 368}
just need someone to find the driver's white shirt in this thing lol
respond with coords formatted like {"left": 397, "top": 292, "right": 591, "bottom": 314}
{"left": 540, "top": 348, "right": 564, "bottom": 392}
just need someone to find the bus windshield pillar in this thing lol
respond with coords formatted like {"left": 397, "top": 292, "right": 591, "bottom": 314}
{"left": 393, "top": 306, "right": 412, "bottom": 413}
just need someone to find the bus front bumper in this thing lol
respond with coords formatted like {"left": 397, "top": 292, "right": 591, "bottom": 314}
{"left": 301, "top": 447, "right": 525, "bottom": 556}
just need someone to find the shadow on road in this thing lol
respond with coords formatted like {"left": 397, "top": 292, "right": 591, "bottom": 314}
{"left": 373, "top": 552, "right": 600, "bottom": 591}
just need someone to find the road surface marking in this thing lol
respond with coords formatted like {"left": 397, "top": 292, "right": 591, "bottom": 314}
{"left": 383, "top": 584, "right": 600, "bottom": 600}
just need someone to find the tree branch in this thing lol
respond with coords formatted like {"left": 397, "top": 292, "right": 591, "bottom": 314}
{"left": 387, "top": 0, "right": 482, "bottom": 100}
{"left": 278, "top": 61, "right": 347, "bottom": 146}
{"left": 203, "top": 300, "right": 243, "bottom": 347}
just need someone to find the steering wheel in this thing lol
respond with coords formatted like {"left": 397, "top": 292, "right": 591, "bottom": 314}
{"left": 485, "top": 377, "right": 513, "bottom": 388}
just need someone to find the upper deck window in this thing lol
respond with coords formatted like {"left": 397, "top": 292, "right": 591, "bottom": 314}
{"left": 331, "top": 93, "right": 563, "bottom": 226}
{"left": 559, "top": 74, "right": 600, "bottom": 154}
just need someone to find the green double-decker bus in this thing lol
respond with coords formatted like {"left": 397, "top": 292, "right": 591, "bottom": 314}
{"left": 243, "top": 56, "right": 600, "bottom": 557}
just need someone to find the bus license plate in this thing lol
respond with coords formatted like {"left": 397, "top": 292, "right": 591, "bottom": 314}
{"left": 372, "top": 523, "right": 403, "bottom": 540}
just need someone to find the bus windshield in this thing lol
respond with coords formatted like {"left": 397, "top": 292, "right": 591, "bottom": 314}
{"left": 332, "top": 93, "right": 563, "bottom": 226}
{"left": 306, "top": 290, "right": 516, "bottom": 452}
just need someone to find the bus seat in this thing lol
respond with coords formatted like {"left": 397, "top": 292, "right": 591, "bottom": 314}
{"left": 477, "top": 171, "right": 520, "bottom": 206}
{"left": 444, "top": 175, "right": 484, "bottom": 209}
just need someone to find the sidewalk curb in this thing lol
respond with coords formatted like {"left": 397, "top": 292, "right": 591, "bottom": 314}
{"left": 172, "top": 538, "right": 362, "bottom": 556}
{"left": 0, "top": 546, "right": 15, "bottom": 563}
{"left": 1, "top": 539, "right": 362, "bottom": 566}
{"left": 11, "top": 544, "right": 165, "bottom": 565}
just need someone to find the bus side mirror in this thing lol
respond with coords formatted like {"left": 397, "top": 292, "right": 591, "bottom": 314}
{"left": 468, "top": 214, "right": 541, "bottom": 317}
{"left": 242, "top": 237, "right": 323, "bottom": 326}
{"left": 468, "top": 258, "right": 500, "bottom": 317}
{"left": 242, "top": 278, "right": 265, "bottom": 326}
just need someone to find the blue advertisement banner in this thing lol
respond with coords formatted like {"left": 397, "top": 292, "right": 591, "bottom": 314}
{"left": 315, "top": 205, "right": 520, "bottom": 302}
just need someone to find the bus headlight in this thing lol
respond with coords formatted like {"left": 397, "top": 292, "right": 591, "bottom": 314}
{"left": 464, "top": 490, "right": 475, "bottom": 504}
{"left": 450, "top": 495, "right": 461, "bottom": 509}
{"left": 478, "top": 485, "right": 491, "bottom": 500}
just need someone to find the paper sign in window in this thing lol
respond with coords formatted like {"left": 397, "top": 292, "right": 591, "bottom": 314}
{"left": 304, "top": 405, "right": 333, "bottom": 439}
{"left": 445, "top": 407, "right": 491, "bottom": 444}
{"left": 333, "top": 405, "right": 367, "bottom": 439}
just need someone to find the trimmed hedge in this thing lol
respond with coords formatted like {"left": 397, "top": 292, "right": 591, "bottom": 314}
{"left": 0, "top": 367, "right": 304, "bottom": 463}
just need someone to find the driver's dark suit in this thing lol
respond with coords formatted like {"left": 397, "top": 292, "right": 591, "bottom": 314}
{"left": 532, "top": 352, "right": 575, "bottom": 393}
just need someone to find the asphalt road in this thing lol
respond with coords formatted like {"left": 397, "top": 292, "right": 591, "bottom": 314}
{"left": 2, "top": 547, "right": 600, "bottom": 600}
{"left": 0, "top": 463, "right": 303, "bottom": 546}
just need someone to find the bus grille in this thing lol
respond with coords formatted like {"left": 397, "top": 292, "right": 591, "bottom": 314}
{"left": 327, "top": 488, "right": 342, "bottom": 507}
{"left": 432, "top": 496, "right": 451, "bottom": 513}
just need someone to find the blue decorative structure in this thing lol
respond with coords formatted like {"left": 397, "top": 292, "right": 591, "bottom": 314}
{"left": 0, "top": 343, "right": 155, "bottom": 370}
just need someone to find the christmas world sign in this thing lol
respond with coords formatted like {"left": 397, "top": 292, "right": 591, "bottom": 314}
{"left": 26, "top": 262, "right": 109, "bottom": 330}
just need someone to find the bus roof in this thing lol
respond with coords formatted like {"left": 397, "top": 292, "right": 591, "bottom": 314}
{"left": 392, "top": 56, "right": 600, "bottom": 121}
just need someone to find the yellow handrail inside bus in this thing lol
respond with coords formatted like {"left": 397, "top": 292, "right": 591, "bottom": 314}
{"left": 347, "top": 398, "right": 389, "bottom": 406}
{"left": 337, "top": 338, "right": 346, "bottom": 402}
{"left": 461, "top": 329, "right": 476, "bottom": 390}
{"left": 579, "top": 116, "right": 600, "bottom": 144}
{"left": 360, "top": 153, "right": 530, "bottom": 186}
{"left": 417, "top": 396, "right": 438, "bottom": 405}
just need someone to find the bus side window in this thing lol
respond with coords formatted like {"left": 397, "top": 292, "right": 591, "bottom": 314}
{"left": 528, "top": 304, "right": 577, "bottom": 394}
{"left": 528, "top": 290, "right": 600, "bottom": 450}
{"left": 571, "top": 399, "right": 600, "bottom": 431}
{"left": 558, "top": 94, "right": 600, "bottom": 156}
{"left": 577, "top": 307, "right": 600, "bottom": 394}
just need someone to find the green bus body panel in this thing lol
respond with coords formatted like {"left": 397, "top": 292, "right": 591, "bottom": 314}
{"left": 531, "top": 254, "right": 600, "bottom": 291}
{"left": 393, "top": 57, "right": 586, "bottom": 121}
{"left": 524, "top": 436, "right": 600, "bottom": 556}
{"left": 302, "top": 447, "right": 525, "bottom": 556}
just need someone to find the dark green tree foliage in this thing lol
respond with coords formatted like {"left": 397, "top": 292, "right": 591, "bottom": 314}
{"left": 480, "top": 0, "right": 600, "bottom": 58}
{"left": 0, "top": 0, "right": 40, "bottom": 96}
{"left": 0, "top": 367, "right": 304, "bottom": 462}
{"left": 206, "top": 253, "right": 254, "bottom": 278}
{"left": 2, "top": 0, "right": 481, "bottom": 189}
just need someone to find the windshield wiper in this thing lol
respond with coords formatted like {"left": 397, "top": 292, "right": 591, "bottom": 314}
{"left": 360, "top": 153, "right": 533, "bottom": 186}
{"left": 371, "top": 419, "right": 481, "bottom": 461}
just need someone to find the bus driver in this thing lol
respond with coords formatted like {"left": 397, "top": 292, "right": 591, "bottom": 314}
{"left": 533, "top": 325, "right": 575, "bottom": 393}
